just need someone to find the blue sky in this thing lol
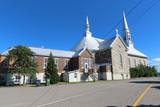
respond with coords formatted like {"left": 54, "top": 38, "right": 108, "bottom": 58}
{"left": 0, "top": 0, "right": 160, "bottom": 67}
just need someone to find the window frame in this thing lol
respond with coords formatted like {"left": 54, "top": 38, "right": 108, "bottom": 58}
{"left": 129, "top": 58, "right": 131, "bottom": 67}
{"left": 54, "top": 58, "right": 59, "bottom": 69}
{"left": 64, "top": 59, "right": 69, "bottom": 69}
{"left": 43, "top": 57, "right": 48, "bottom": 69}
{"left": 119, "top": 54, "right": 123, "bottom": 67}
{"left": 134, "top": 59, "right": 137, "bottom": 67}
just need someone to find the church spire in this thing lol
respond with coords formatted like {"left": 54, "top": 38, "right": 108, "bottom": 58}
{"left": 86, "top": 16, "right": 90, "bottom": 32}
{"left": 84, "top": 16, "right": 92, "bottom": 37}
{"left": 123, "top": 12, "right": 133, "bottom": 47}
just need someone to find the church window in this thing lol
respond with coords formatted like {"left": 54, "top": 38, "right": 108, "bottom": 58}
{"left": 89, "top": 58, "right": 92, "bottom": 68}
{"left": 84, "top": 58, "right": 89, "bottom": 64}
{"left": 43, "top": 57, "right": 48, "bottom": 69}
{"left": 93, "top": 57, "right": 95, "bottom": 64}
{"left": 81, "top": 58, "right": 84, "bottom": 67}
{"left": 31, "top": 56, "right": 36, "bottom": 63}
{"left": 129, "top": 58, "right": 131, "bottom": 67}
{"left": 54, "top": 58, "right": 59, "bottom": 69}
{"left": 134, "top": 59, "right": 137, "bottom": 67}
{"left": 120, "top": 54, "right": 123, "bottom": 67}
{"left": 82, "top": 58, "right": 89, "bottom": 69}
{"left": 139, "top": 60, "right": 142, "bottom": 65}
{"left": 143, "top": 60, "right": 146, "bottom": 65}
{"left": 64, "top": 59, "right": 69, "bottom": 69}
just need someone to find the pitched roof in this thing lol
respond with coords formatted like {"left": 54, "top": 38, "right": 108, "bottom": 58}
{"left": 2, "top": 47, "right": 76, "bottom": 58}
{"left": 99, "top": 34, "right": 127, "bottom": 50}
{"left": 74, "top": 47, "right": 93, "bottom": 56}
{"left": 127, "top": 46, "right": 147, "bottom": 58}
{"left": 99, "top": 36, "right": 116, "bottom": 49}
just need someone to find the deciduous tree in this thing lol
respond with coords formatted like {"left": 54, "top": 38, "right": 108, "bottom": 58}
{"left": 7, "top": 46, "right": 37, "bottom": 85}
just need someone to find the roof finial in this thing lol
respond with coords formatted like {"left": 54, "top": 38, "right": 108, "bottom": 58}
{"left": 116, "top": 29, "right": 119, "bottom": 35}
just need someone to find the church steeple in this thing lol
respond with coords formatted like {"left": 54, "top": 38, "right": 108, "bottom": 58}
{"left": 84, "top": 16, "right": 92, "bottom": 37}
{"left": 123, "top": 12, "right": 133, "bottom": 47}
{"left": 86, "top": 16, "right": 90, "bottom": 32}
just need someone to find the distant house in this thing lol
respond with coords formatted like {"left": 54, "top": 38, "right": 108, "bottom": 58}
{"left": 0, "top": 13, "right": 147, "bottom": 84}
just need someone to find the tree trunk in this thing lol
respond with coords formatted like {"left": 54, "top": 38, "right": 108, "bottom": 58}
{"left": 23, "top": 75, "right": 25, "bottom": 85}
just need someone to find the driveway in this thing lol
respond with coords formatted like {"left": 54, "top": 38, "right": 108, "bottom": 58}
{"left": 0, "top": 77, "right": 160, "bottom": 107}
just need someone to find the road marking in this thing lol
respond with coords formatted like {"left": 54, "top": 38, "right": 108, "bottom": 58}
{"left": 132, "top": 84, "right": 151, "bottom": 107}
{"left": 37, "top": 86, "right": 115, "bottom": 107}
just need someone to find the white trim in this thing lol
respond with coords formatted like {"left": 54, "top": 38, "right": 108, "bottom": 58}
{"left": 54, "top": 58, "right": 59, "bottom": 68}
{"left": 43, "top": 57, "right": 48, "bottom": 69}
{"left": 64, "top": 59, "right": 69, "bottom": 69}
{"left": 77, "top": 48, "right": 92, "bottom": 57}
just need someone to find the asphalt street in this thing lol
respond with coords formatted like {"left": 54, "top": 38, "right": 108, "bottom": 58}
{"left": 0, "top": 77, "right": 160, "bottom": 107}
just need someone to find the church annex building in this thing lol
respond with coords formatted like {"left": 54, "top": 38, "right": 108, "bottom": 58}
{"left": 0, "top": 13, "right": 147, "bottom": 84}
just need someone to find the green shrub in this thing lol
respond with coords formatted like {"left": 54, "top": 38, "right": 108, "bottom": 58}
{"left": 130, "top": 64, "right": 158, "bottom": 78}
{"left": 45, "top": 52, "right": 59, "bottom": 84}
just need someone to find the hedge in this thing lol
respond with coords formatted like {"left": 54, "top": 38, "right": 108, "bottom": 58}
{"left": 130, "top": 64, "right": 158, "bottom": 78}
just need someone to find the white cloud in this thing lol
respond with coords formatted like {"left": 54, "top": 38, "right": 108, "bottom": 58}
{"left": 152, "top": 58, "right": 160, "bottom": 63}
{"left": 149, "top": 58, "right": 160, "bottom": 72}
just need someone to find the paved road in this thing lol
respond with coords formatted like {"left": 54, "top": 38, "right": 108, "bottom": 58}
{"left": 0, "top": 77, "right": 160, "bottom": 107}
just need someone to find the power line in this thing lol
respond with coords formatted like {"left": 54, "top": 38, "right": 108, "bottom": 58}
{"left": 143, "top": 0, "right": 160, "bottom": 16}
{"left": 130, "top": 0, "right": 160, "bottom": 27}
{"left": 101, "top": 0, "right": 144, "bottom": 39}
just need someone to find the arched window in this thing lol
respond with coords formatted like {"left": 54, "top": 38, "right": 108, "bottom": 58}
{"left": 134, "top": 59, "right": 137, "bottom": 67}
{"left": 129, "top": 58, "right": 131, "bottom": 67}
{"left": 139, "top": 60, "right": 141, "bottom": 65}
{"left": 143, "top": 60, "right": 146, "bottom": 65}
{"left": 54, "top": 58, "right": 59, "bottom": 69}
{"left": 64, "top": 59, "right": 69, "bottom": 69}
{"left": 120, "top": 54, "right": 123, "bottom": 67}
{"left": 43, "top": 57, "right": 48, "bottom": 69}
